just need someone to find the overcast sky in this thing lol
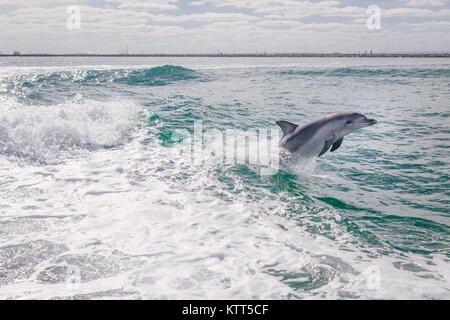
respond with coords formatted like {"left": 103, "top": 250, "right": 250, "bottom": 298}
{"left": 0, "top": 0, "right": 449, "bottom": 54}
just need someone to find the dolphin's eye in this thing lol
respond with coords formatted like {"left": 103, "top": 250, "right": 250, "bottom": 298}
{"left": 346, "top": 120, "right": 352, "bottom": 124}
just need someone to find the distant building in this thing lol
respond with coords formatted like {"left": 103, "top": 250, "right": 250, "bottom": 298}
{"left": 13, "top": 51, "right": 20, "bottom": 56}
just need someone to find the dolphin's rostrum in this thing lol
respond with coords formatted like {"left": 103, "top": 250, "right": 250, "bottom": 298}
{"left": 277, "top": 112, "right": 377, "bottom": 158}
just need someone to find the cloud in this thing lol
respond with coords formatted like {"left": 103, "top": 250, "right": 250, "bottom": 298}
{"left": 397, "top": 20, "right": 450, "bottom": 29}
{"left": 0, "top": 0, "right": 75, "bottom": 3}
{"left": 406, "top": 0, "right": 448, "bottom": 6}
{"left": 383, "top": 7, "right": 450, "bottom": 17}
{"left": 149, "top": 12, "right": 258, "bottom": 23}
{"left": 189, "top": 0, "right": 209, "bottom": 6}
{"left": 209, "top": 0, "right": 367, "bottom": 19}
{"left": 105, "top": 0, "right": 179, "bottom": 11}
{"left": 0, "top": 0, "right": 449, "bottom": 53}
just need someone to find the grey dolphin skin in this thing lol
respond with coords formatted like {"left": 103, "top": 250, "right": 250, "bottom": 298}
{"left": 277, "top": 112, "right": 377, "bottom": 158}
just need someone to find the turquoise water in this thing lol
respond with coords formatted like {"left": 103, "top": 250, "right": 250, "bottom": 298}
{"left": 0, "top": 57, "right": 449, "bottom": 299}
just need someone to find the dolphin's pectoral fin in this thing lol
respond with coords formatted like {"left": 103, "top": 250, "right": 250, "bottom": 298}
{"left": 330, "top": 137, "right": 344, "bottom": 152}
{"left": 318, "top": 138, "right": 335, "bottom": 157}
{"left": 276, "top": 121, "right": 298, "bottom": 137}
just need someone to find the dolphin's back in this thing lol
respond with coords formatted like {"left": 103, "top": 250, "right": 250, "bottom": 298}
{"left": 280, "top": 115, "right": 341, "bottom": 153}
{"left": 283, "top": 121, "right": 323, "bottom": 152}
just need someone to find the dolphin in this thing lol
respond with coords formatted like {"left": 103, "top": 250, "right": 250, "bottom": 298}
{"left": 276, "top": 112, "right": 377, "bottom": 159}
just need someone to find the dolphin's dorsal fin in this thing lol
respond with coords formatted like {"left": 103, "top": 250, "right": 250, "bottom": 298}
{"left": 276, "top": 121, "right": 298, "bottom": 137}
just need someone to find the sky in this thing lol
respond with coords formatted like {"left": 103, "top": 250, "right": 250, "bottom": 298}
{"left": 0, "top": 0, "right": 449, "bottom": 54}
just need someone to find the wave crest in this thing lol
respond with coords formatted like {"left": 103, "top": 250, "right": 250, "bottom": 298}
{"left": 0, "top": 96, "right": 140, "bottom": 164}
{"left": 20, "top": 65, "right": 198, "bottom": 88}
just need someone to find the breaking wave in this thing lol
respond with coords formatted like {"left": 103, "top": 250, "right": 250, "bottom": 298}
{"left": 18, "top": 65, "right": 199, "bottom": 88}
{"left": 0, "top": 96, "right": 141, "bottom": 164}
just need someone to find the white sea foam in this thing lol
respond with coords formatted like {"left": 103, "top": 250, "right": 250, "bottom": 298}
{"left": 1, "top": 58, "right": 449, "bottom": 300}
{"left": 1, "top": 130, "right": 448, "bottom": 299}
{"left": 0, "top": 95, "right": 140, "bottom": 163}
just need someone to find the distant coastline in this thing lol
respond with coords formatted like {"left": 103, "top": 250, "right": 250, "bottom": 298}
{"left": 1, "top": 53, "right": 450, "bottom": 58}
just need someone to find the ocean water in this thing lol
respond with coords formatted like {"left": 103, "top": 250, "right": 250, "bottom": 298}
{"left": 0, "top": 57, "right": 449, "bottom": 299}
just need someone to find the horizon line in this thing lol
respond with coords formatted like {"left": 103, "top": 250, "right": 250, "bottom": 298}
{"left": 1, "top": 52, "right": 450, "bottom": 58}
